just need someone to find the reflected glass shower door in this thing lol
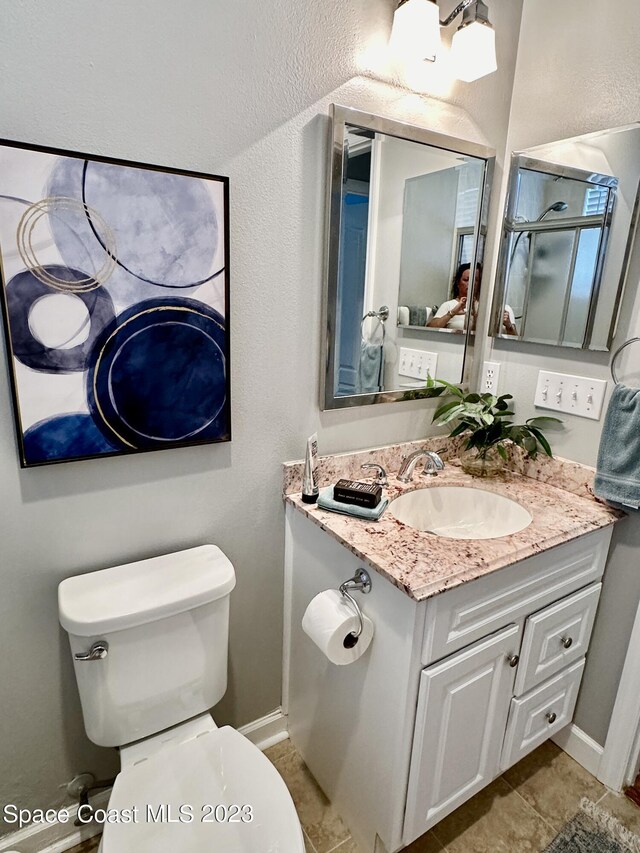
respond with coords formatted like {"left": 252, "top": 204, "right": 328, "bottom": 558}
{"left": 520, "top": 226, "right": 603, "bottom": 346}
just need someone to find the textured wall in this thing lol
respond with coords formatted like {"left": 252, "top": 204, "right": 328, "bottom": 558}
{"left": 483, "top": 0, "right": 640, "bottom": 747}
{"left": 0, "top": 0, "right": 523, "bottom": 833}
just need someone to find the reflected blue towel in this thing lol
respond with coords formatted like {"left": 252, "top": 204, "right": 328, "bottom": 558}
{"left": 594, "top": 384, "right": 640, "bottom": 510}
{"left": 317, "top": 487, "right": 389, "bottom": 521}
{"left": 358, "top": 340, "right": 384, "bottom": 393}
{"left": 409, "top": 306, "right": 428, "bottom": 326}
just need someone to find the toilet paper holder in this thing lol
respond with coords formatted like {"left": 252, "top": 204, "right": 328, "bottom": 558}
{"left": 339, "top": 568, "right": 372, "bottom": 638}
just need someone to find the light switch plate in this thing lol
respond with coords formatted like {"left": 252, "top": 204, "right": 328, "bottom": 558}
{"left": 398, "top": 347, "right": 438, "bottom": 381}
{"left": 534, "top": 370, "right": 607, "bottom": 420}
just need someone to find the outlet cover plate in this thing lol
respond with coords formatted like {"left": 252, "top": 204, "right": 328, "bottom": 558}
{"left": 398, "top": 347, "right": 438, "bottom": 381}
{"left": 534, "top": 370, "right": 607, "bottom": 420}
{"left": 481, "top": 361, "right": 501, "bottom": 395}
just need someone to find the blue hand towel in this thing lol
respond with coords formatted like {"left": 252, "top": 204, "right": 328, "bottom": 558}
{"left": 317, "top": 487, "right": 389, "bottom": 521}
{"left": 594, "top": 383, "right": 640, "bottom": 509}
{"left": 358, "top": 340, "right": 384, "bottom": 393}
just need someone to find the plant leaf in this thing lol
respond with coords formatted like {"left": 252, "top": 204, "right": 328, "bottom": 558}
{"left": 432, "top": 400, "right": 465, "bottom": 422}
{"left": 480, "top": 393, "right": 498, "bottom": 407}
{"left": 449, "top": 422, "right": 470, "bottom": 437}
{"left": 526, "top": 416, "right": 563, "bottom": 428}
{"left": 432, "top": 378, "right": 465, "bottom": 398}
{"left": 527, "top": 426, "right": 553, "bottom": 457}
{"left": 497, "top": 443, "right": 508, "bottom": 461}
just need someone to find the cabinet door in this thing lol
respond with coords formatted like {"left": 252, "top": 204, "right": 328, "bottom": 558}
{"left": 403, "top": 624, "right": 520, "bottom": 846}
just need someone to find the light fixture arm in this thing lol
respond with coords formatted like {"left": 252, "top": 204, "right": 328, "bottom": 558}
{"left": 439, "top": 0, "right": 478, "bottom": 27}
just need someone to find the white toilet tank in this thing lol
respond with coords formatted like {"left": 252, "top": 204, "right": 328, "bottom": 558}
{"left": 58, "top": 545, "right": 236, "bottom": 748}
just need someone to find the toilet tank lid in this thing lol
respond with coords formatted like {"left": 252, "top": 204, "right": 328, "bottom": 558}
{"left": 58, "top": 545, "right": 236, "bottom": 637}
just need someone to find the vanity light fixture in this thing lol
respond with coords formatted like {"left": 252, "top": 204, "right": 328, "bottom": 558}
{"left": 390, "top": 0, "right": 498, "bottom": 82}
{"left": 450, "top": 0, "right": 497, "bottom": 81}
{"left": 389, "top": 0, "right": 441, "bottom": 63}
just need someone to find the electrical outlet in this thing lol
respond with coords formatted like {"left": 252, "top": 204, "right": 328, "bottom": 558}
{"left": 534, "top": 370, "right": 608, "bottom": 420}
{"left": 398, "top": 348, "right": 438, "bottom": 381}
{"left": 481, "top": 361, "right": 501, "bottom": 394}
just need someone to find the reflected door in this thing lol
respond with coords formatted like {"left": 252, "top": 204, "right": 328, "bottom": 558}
{"left": 336, "top": 186, "right": 369, "bottom": 395}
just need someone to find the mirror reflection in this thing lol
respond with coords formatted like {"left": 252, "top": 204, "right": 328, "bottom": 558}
{"left": 492, "top": 124, "right": 640, "bottom": 350}
{"left": 323, "top": 105, "right": 495, "bottom": 410}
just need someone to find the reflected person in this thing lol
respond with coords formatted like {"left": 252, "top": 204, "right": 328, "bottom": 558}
{"left": 427, "top": 263, "right": 479, "bottom": 330}
{"left": 427, "top": 263, "right": 518, "bottom": 335}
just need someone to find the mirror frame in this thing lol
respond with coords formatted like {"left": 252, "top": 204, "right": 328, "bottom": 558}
{"left": 320, "top": 104, "right": 496, "bottom": 410}
{"left": 490, "top": 153, "right": 624, "bottom": 350}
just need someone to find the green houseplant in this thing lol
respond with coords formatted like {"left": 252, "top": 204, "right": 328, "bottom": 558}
{"left": 426, "top": 378, "right": 561, "bottom": 476}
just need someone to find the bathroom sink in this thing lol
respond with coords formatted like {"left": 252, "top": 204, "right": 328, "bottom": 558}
{"left": 389, "top": 486, "right": 532, "bottom": 540}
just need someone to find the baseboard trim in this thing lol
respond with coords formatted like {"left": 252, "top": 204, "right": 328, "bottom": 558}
{"left": 238, "top": 707, "right": 289, "bottom": 751}
{"left": 553, "top": 723, "right": 603, "bottom": 778}
{"left": 0, "top": 709, "right": 289, "bottom": 853}
{"left": 0, "top": 790, "right": 109, "bottom": 853}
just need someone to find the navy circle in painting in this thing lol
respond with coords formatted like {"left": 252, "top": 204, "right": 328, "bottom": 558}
{"left": 23, "top": 413, "right": 121, "bottom": 464}
{"left": 5, "top": 267, "right": 116, "bottom": 373}
{"left": 87, "top": 298, "right": 227, "bottom": 450}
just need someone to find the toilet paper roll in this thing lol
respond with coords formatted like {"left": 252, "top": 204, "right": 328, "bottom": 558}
{"left": 302, "top": 589, "right": 374, "bottom": 665}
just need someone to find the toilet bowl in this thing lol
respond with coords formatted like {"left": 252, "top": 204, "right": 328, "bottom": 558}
{"left": 58, "top": 545, "right": 305, "bottom": 852}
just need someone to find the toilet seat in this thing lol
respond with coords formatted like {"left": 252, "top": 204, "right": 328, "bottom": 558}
{"left": 101, "top": 726, "right": 305, "bottom": 852}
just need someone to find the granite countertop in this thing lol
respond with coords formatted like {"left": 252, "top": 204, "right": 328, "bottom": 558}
{"left": 284, "top": 462, "right": 622, "bottom": 602}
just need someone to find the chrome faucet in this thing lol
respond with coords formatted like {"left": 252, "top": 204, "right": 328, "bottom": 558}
{"left": 361, "top": 463, "right": 388, "bottom": 486}
{"left": 397, "top": 450, "right": 445, "bottom": 483}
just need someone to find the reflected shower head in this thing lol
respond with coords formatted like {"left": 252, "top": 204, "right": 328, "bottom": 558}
{"left": 538, "top": 201, "right": 568, "bottom": 220}
{"left": 509, "top": 201, "right": 569, "bottom": 265}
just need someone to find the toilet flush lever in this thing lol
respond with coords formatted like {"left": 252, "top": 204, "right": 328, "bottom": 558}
{"left": 74, "top": 641, "right": 109, "bottom": 662}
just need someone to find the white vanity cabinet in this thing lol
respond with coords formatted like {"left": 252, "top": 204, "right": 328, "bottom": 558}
{"left": 285, "top": 505, "right": 613, "bottom": 853}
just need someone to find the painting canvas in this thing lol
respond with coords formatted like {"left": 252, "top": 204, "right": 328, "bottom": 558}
{"left": 0, "top": 141, "right": 230, "bottom": 466}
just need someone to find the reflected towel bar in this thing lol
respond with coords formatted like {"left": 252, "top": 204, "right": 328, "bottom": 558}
{"left": 611, "top": 337, "right": 640, "bottom": 384}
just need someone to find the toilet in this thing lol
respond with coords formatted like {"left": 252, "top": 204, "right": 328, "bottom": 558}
{"left": 58, "top": 545, "right": 305, "bottom": 852}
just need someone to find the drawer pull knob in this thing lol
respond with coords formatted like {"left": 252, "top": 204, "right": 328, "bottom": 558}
{"left": 546, "top": 711, "right": 557, "bottom": 724}
{"left": 507, "top": 654, "right": 519, "bottom": 668}
{"left": 560, "top": 636, "right": 573, "bottom": 649}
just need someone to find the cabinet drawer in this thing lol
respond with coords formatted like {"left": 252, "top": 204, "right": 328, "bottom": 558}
{"left": 422, "top": 528, "right": 610, "bottom": 666}
{"left": 515, "top": 583, "right": 601, "bottom": 695}
{"left": 501, "top": 659, "right": 585, "bottom": 771}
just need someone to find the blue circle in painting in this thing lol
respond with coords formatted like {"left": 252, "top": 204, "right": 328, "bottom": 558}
{"left": 5, "top": 267, "right": 116, "bottom": 373}
{"left": 23, "top": 413, "right": 121, "bottom": 464}
{"left": 87, "top": 297, "right": 228, "bottom": 450}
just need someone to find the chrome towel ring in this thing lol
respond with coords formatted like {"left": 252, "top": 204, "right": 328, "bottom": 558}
{"left": 611, "top": 337, "right": 640, "bottom": 385}
{"left": 361, "top": 305, "right": 389, "bottom": 344}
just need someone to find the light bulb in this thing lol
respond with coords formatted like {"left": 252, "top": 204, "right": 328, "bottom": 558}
{"left": 389, "top": 0, "right": 441, "bottom": 63}
{"left": 451, "top": 19, "right": 497, "bottom": 82}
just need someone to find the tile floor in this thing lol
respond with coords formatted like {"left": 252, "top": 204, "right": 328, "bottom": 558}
{"left": 65, "top": 739, "right": 640, "bottom": 853}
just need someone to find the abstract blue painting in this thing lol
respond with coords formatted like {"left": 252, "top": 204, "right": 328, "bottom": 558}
{"left": 0, "top": 141, "right": 230, "bottom": 466}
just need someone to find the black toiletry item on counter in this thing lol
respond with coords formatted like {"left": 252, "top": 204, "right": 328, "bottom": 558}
{"left": 333, "top": 479, "right": 382, "bottom": 509}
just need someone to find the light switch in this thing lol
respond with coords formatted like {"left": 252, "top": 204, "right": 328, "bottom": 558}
{"left": 534, "top": 371, "right": 607, "bottom": 420}
{"left": 398, "top": 347, "right": 438, "bottom": 381}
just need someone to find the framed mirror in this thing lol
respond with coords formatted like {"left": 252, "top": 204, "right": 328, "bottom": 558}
{"left": 321, "top": 105, "right": 495, "bottom": 410}
{"left": 491, "top": 124, "right": 640, "bottom": 350}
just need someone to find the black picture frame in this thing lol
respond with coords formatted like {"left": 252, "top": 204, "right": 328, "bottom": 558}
{"left": 0, "top": 138, "right": 231, "bottom": 467}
